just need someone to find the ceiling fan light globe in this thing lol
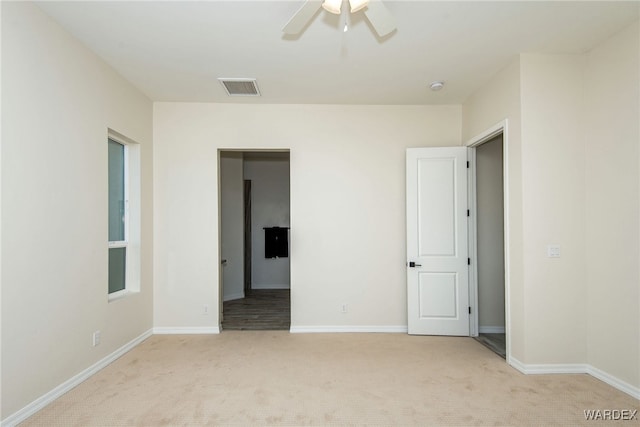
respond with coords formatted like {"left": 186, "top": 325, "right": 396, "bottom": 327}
{"left": 322, "top": 0, "right": 342, "bottom": 14}
{"left": 349, "top": 0, "right": 369, "bottom": 13}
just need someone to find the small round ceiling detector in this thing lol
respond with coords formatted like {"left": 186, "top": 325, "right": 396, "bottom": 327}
{"left": 429, "top": 81, "right": 445, "bottom": 91}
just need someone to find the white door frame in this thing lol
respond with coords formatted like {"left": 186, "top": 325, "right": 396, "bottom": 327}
{"left": 465, "top": 120, "right": 511, "bottom": 363}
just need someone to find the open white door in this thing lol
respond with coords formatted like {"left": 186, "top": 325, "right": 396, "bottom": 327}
{"left": 407, "top": 147, "right": 470, "bottom": 336}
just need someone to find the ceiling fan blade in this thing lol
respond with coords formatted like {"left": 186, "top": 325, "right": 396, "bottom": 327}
{"left": 364, "top": 0, "right": 396, "bottom": 37}
{"left": 283, "top": 0, "right": 323, "bottom": 35}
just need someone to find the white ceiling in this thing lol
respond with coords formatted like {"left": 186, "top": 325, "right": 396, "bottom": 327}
{"left": 36, "top": 1, "right": 639, "bottom": 105}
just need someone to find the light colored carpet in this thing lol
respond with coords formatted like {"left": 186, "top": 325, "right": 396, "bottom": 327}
{"left": 21, "top": 332, "right": 638, "bottom": 426}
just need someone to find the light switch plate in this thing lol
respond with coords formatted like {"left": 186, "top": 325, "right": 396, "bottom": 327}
{"left": 547, "top": 245, "right": 561, "bottom": 258}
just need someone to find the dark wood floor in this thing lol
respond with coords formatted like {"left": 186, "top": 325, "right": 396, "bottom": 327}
{"left": 475, "top": 333, "right": 506, "bottom": 359}
{"left": 222, "top": 289, "right": 290, "bottom": 331}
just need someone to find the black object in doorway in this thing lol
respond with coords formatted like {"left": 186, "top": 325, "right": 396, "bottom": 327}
{"left": 264, "top": 227, "right": 289, "bottom": 258}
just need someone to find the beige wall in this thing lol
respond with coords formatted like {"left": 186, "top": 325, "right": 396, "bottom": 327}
{"left": 465, "top": 54, "right": 589, "bottom": 365}
{"left": 585, "top": 22, "right": 639, "bottom": 388}
{"left": 153, "top": 103, "right": 461, "bottom": 329}
{"left": 1, "top": 2, "right": 153, "bottom": 418}
{"left": 463, "top": 21, "right": 640, "bottom": 391}
{"left": 519, "top": 53, "right": 588, "bottom": 364}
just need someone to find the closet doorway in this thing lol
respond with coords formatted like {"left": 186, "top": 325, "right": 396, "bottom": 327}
{"left": 471, "top": 134, "right": 506, "bottom": 358}
{"left": 219, "top": 150, "right": 291, "bottom": 330}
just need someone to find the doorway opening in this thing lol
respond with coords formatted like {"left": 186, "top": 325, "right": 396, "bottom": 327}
{"left": 219, "top": 150, "right": 291, "bottom": 330}
{"left": 469, "top": 128, "right": 507, "bottom": 359}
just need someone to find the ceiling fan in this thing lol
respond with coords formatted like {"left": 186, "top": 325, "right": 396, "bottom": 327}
{"left": 283, "top": 0, "right": 396, "bottom": 38}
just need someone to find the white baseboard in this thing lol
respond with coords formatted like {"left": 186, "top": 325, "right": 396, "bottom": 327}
{"left": 1, "top": 329, "right": 153, "bottom": 427}
{"left": 479, "top": 326, "right": 505, "bottom": 334}
{"left": 509, "top": 357, "right": 640, "bottom": 399}
{"left": 588, "top": 365, "right": 640, "bottom": 400}
{"left": 251, "top": 283, "right": 290, "bottom": 290}
{"left": 509, "top": 358, "right": 588, "bottom": 375}
{"left": 290, "top": 325, "right": 408, "bottom": 333}
{"left": 153, "top": 326, "right": 220, "bottom": 334}
{"left": 223, "top": 291, "right": 244, "bottom": 302}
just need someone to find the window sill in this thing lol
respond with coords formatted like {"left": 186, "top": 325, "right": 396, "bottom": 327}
{"left": 108, "top": 289, "right": 138, "bottom": 302}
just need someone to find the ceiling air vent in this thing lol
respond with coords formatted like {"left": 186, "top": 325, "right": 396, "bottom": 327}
{"left": 218, "top": 78, "right": 260, "bottom": 97}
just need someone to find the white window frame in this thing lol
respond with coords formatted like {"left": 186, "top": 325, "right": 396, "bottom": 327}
{"left": 108, "top": 130, "right": 141, "bottom": 301}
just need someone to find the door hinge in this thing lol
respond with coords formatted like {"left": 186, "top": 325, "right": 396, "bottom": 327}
{"left": 467, "top": 209, "right": 470, "bottom": 217}
{"left": 467, "top": 258, "right": 471, "bottom": 265}
{"left": 468, "top": 306, "right": 471, "bottom": 314}
{"left": 466, "top": 161, "right": 470, "bottom": 168}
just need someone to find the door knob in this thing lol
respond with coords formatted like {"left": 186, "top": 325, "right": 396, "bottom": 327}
{"left": 409, "top": 261, "right": 422, "bottom": 267}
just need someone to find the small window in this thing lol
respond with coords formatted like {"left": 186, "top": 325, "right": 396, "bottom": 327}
{"left": 108, "top": 138, "right": 128, "bottom": 295}
{"left": 107, "top": 132, "right": 140, "bottom": 299}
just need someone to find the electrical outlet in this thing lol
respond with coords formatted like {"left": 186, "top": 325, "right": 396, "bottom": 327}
{"left": 203, "top": 304, "right": 210, "bottom": 315}
{"left": 341, "top": 303, "right": 348, "bottom": 314}
{"left": 92, "top": 330, "right": 101, "bottom": 347}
